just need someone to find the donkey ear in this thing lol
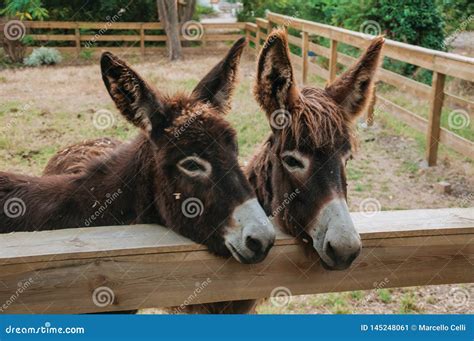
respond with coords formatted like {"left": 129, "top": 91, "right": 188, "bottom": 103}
{"left": 254, "top": 29, "right": 300, "bottom": 116}
{"left": 191, "top": 37, "right": 247, "bottom": 113}
{"left": 101, "top": 52, "right": 167, "bottom": 136}
{"left": 325, "top": 36, "right": 385, "bottom": 119}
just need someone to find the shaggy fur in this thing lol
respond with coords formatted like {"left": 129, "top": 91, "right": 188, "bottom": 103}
{"left": 1, "top": 38, "right": 257, "bottom": 262}
{"left": 41, "top": 31, "right": 384, "bottom": 314}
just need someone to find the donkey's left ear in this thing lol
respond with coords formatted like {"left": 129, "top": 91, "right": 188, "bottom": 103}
{"left": 191, "top": 37, "right": 247, "bottom": 113}
{"left": 325, "top": 36, "right": 385, "bottom": 119}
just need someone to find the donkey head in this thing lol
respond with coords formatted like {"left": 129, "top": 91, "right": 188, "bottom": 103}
{"left": 101, "top": 38, "right": 275, "bottom": 264}
{"left": 254, "top": 30, "right": 384, "bottom": 270}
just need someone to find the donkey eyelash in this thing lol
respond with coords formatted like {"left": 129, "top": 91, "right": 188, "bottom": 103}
{"left": 177, "top": 156, "right": 212, "bottom": 177}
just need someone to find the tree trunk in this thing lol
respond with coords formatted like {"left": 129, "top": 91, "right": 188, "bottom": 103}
{"left": 1, "top": 17, "right": 28, "bottom": 63}
{"left": 180, "top": 0, "right": 196, "bottom": 23}
{"left": 157, "top": 0, "right": 182, "bottom": 61}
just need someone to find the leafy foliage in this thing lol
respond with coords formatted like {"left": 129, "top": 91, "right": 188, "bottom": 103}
{"left": 24, "top": 47, "right": 62, "bottom": 66}
{"left": 238, "top": 0, "right": 447, "bottom": 83}
{"left": 0, "top": 0, "right": 49, "bottom": 20}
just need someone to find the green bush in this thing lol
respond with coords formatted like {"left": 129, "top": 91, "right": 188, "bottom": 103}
{"left": 238, "top": 0, "right": 446, "bottom": 84}
{"left": 24, "top": 47, "right": 62, "bottom": 66}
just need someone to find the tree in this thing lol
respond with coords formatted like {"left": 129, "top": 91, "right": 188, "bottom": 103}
{"left": 179, "top": 0, "right": 196, "bottom": 24}
{"left": 157, "top": 0, "right": 182, "bottom": 61}
{"left": 0, "top": 0, "right": 49, "bottom": 63}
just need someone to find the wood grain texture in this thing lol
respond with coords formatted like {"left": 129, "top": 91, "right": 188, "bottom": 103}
{"left": 426, "top": 72, "right": 446, "bottom": 166}
{"left": 0, "top": 208, "right": 472, "bottom": 314}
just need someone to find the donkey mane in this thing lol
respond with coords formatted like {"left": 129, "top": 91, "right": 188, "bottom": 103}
{"left": 285, "top": 87, "right": 351, "bottom": 149}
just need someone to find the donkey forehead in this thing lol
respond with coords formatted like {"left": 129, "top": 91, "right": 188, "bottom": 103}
{"left": 166, "top": 107, "right": 238, "bottom": 150}
{"left": 275, "top": 87, "right": 353, "bottom": 152}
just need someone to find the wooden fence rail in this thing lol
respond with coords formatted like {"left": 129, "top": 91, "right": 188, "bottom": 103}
{"left": 0, "top": 208, "right": 472, "bottom": 314}
{"left": 18, "top": 21, "right": 246, "bottom": 56}
{"left": 249, "top": 12, "right": 473, "bottom": 166}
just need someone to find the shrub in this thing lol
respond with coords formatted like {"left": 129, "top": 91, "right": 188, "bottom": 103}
{"left": 24, "top": 47, "right": 62, "bottom": 66}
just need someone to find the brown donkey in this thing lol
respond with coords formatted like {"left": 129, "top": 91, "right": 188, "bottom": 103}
{"left": 42, "top": 31, "right": 384, "bottom": 313}
{"left": 250, "top": 30, "right": 384, "bottom": 269}
{"left": 0, "top": 38, "right": 275, "bottom": 265}
{"left": 181, "top": 30, "right": 385, "bottom": 313}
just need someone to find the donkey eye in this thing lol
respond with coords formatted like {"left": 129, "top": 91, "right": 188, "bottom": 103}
{"left": 282, "top": 155, "right": 304, "bottom": 169}
{"left": 281, "top": 151, "right": 309, "bottom": 173}
{"left": 177, "top": 156, "right": 212, "bottom": 177}
{"left": 180, "top": 160, "right": 205, "bottom": 172}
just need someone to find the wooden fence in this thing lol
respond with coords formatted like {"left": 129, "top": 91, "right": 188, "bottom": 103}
{"left": 22, "top": 20, "right": 245, "bottom": 55}
{"left": 247, "top": 13, "right": 474, "bottom": 166}
{"left": 9, "top": 17, "right": 472, "bottom": 165}
{"left": 0, "top": 208, "right": 472, "bottom": 313}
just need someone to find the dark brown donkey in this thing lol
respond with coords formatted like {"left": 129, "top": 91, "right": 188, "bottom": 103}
{"left": 0, "top": 38, "right": 275, "bottom": 266}
{"left": 183, "top": 30, "right": 384, "bottom": 313}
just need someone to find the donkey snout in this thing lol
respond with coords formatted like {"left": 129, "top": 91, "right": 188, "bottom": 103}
{"left": 225, "top": 198, "right": 275, "bottom": 264}
{"left": 323, "top": 231, "right": 361, "bottom": 270}
{"left": 311, "top": 198, "right": 362, "bottom": 271}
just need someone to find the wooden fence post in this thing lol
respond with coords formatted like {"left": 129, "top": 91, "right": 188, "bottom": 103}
{"left": 140, "top": 24, "right": 145, "bottom": 57}
{"left": 301, "top": 31, "right": 309, "bottom": 84}
{"left": 256, "top": 26, "right": 261, "bottom": 54}
{"left": 426, "top": 71, "right": 446, "bottom": 166}
{"left": 266, "top": 20, "right": 272, "bottom": 36}
{"left": 328, "top": 39, "right": 338, "bottom": 83}
{"left": 75, "top": 24, "right": 80, "bottom": 57}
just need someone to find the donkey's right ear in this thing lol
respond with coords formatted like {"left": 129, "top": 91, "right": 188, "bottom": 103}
{"left": 100, "top": 52, "right": 167, "bottom": 136}
{"left": 254, "top": 29, "right": 300, "bottom": 116}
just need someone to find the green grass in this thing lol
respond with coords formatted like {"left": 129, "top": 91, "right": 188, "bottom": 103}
{"left": 399, "top": 292, "right": 420, "bottom": 313}
{"left": 377, "top": 289, "right": 392, "bottom": 303}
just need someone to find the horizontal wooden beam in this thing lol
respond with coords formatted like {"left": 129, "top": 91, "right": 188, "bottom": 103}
{"left": 0, "top": 208, "right": 472, "bottom": 314}
{"left": 22, "top": 21, "right": 245, "bottom": 30}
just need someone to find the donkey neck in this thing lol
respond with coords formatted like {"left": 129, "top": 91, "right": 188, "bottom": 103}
{"left": 75, "top": 134, "right": 163, "bottom": 225}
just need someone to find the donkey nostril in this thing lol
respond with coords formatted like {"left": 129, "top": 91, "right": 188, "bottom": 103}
{"left": 325, "top": 241, "right": 336, "bottom": 262}
{"left": 245, "top": 236, "right": 263, "bottom": 253}
{"left": 347, "top": 247, "right": 361, "bottom": 264}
